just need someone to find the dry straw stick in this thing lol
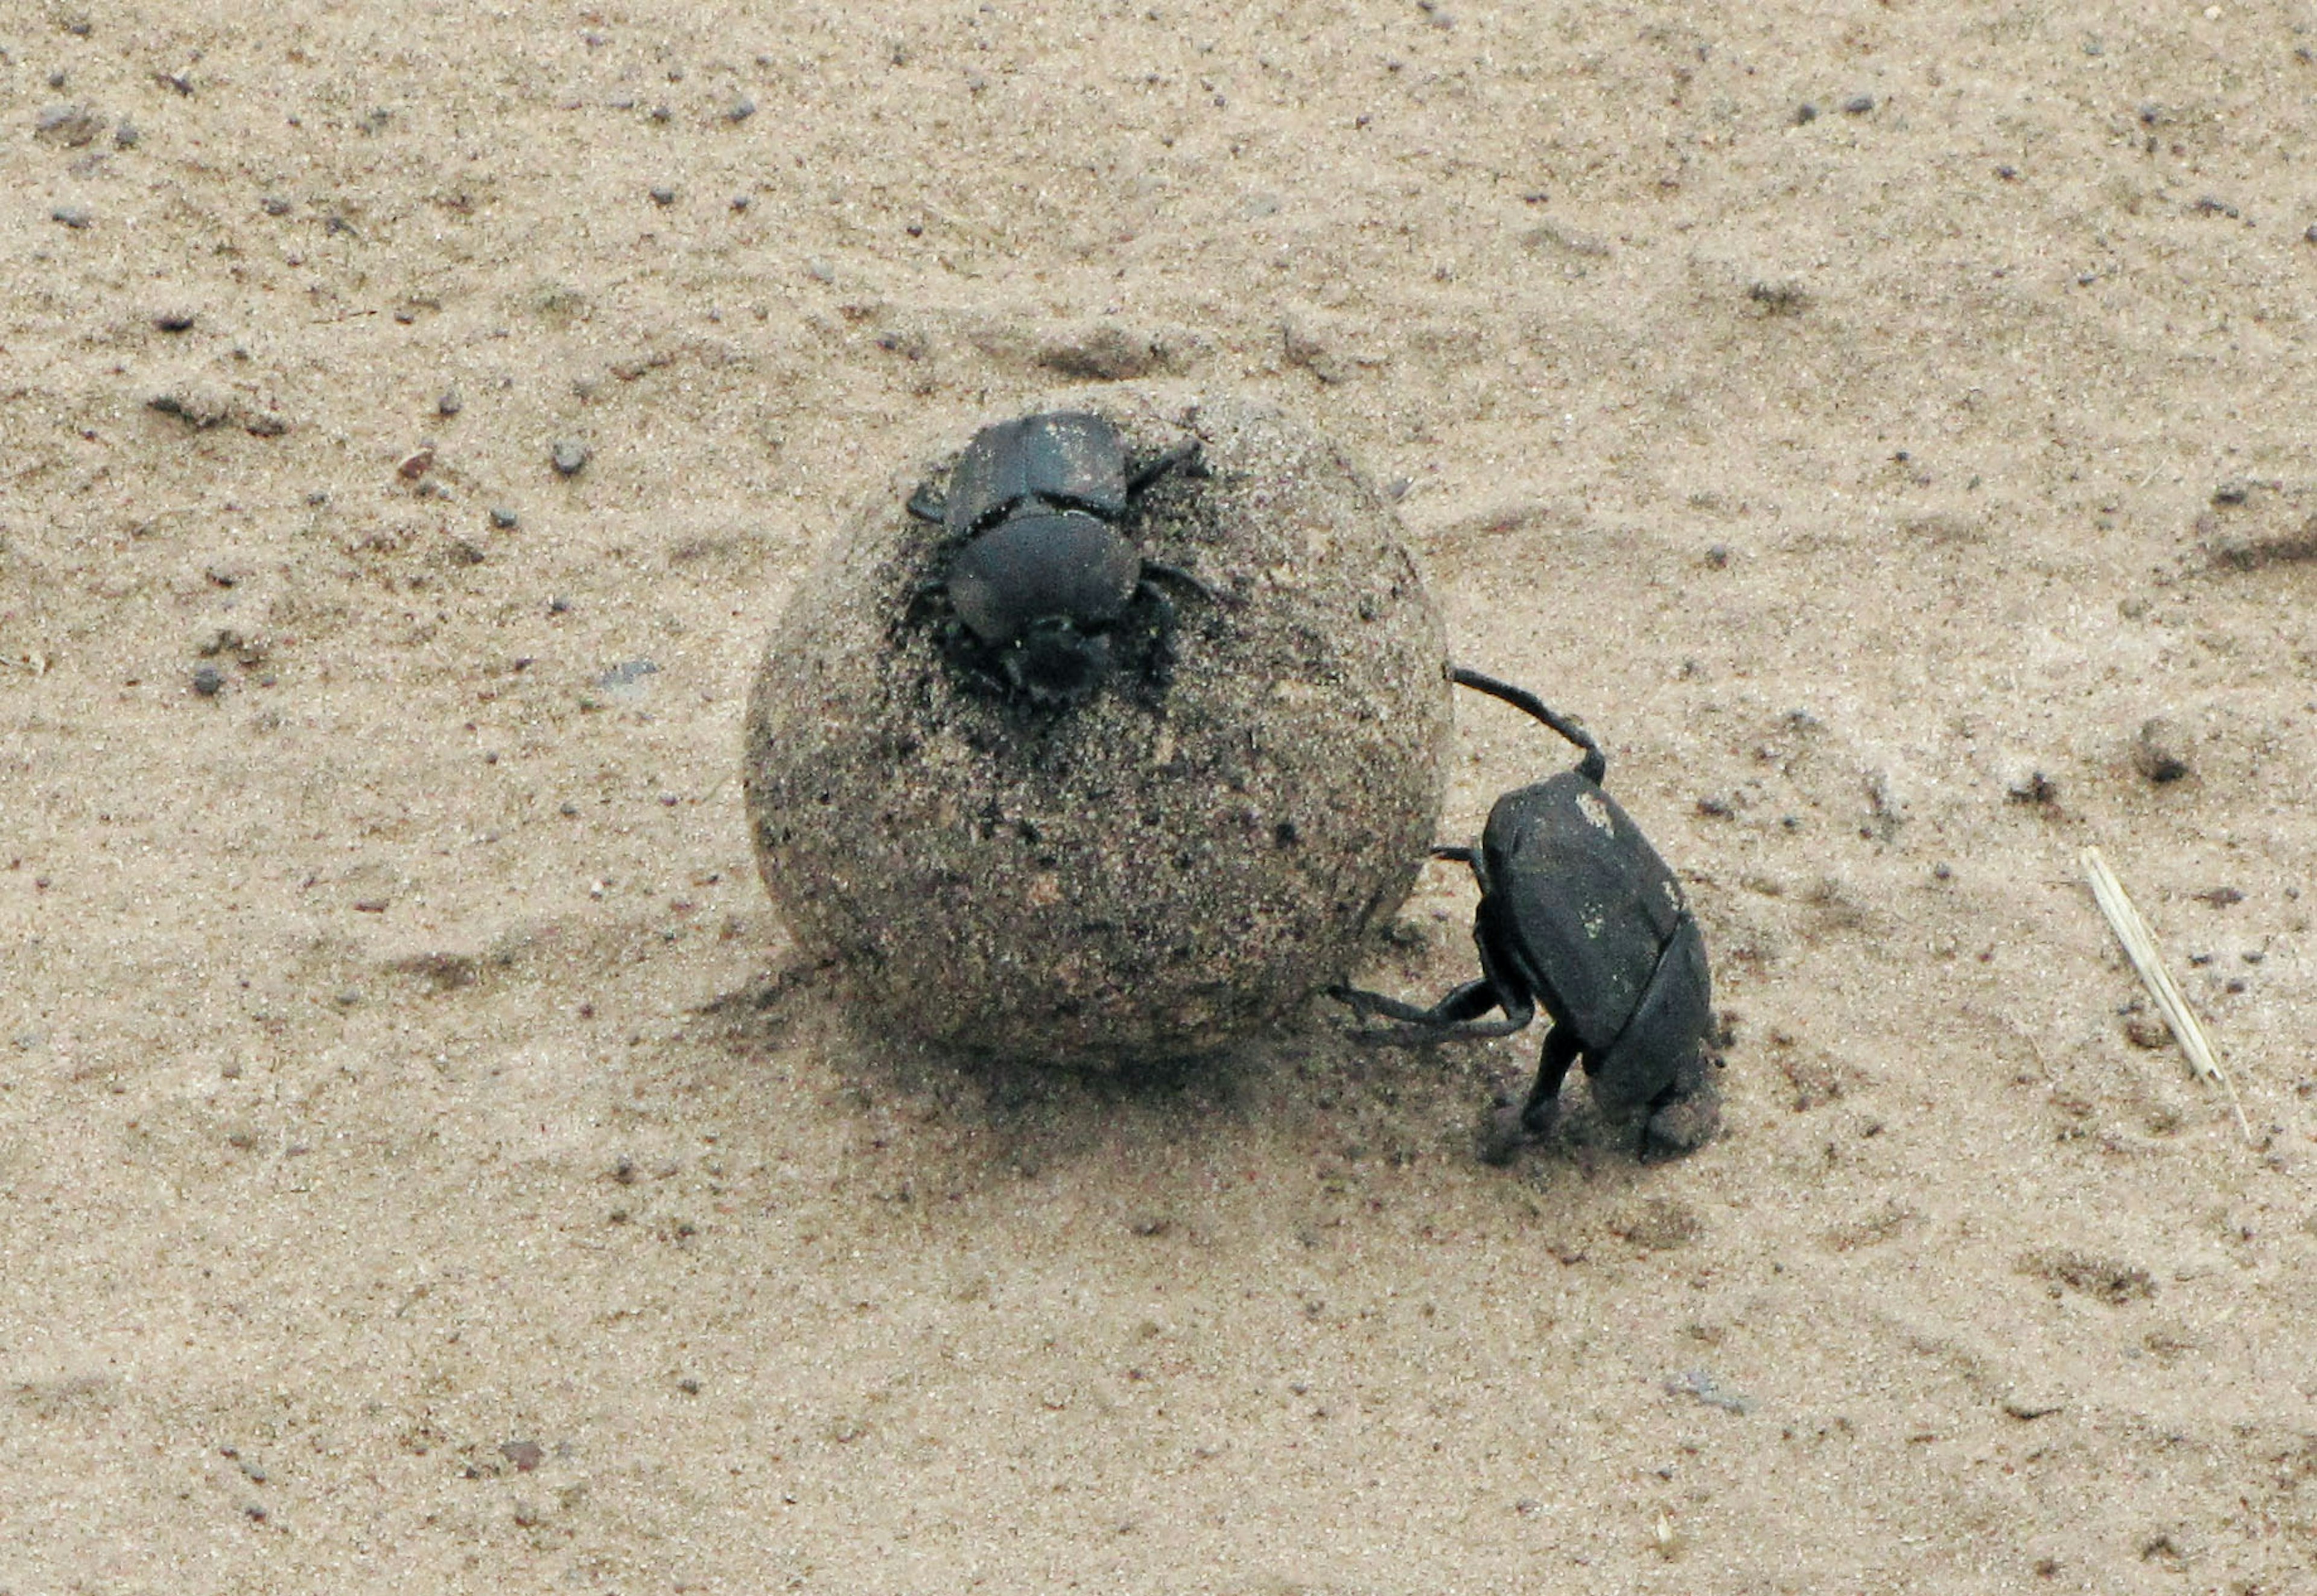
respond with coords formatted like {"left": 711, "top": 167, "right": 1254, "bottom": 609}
{"left": 2081, "top": 846, "right": 2254, "bottom": 1144}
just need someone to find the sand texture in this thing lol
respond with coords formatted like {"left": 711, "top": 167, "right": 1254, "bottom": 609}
{"left": 4, "top": 2, "right": 2315, "bottom": 1591}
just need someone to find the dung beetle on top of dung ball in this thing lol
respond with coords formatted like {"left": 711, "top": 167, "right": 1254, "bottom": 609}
{"left": 1334, "top": 666, "right": 1720, "bottom": 1163}
{"left": 906, "top": 410, "right": 1217, "bottom": 710}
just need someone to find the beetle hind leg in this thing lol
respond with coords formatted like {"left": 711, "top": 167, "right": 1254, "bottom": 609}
{"left": 1332, "top": 978, "right": 1498, "bottom": 1029}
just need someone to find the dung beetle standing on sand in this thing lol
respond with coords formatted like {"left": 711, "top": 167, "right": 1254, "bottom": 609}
{"left": 907, "top": 411, "right": 1213, "bottom": 708}
{"left": 1334, "top": 667, "right": 1718, "bottom": 1163}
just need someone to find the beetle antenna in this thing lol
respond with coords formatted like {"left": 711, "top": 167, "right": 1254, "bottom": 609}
{"left": 1450, "top": 666, "right": 1607, "bottom": 783}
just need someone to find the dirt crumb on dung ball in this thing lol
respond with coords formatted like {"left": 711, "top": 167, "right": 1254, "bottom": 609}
{"left": 743, "top": 389, "right": 1449, "bottom": 1067}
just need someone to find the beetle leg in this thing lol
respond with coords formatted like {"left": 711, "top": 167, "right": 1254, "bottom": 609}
{"left": 1328, "top": 979, "right": 1534, "bottom": 1044}
{"left": 1431, "top": 844, "right": 1477, "bottom": 865}
{"left": 1518, "top": 1026, "right": 1581, "bottom": 1136}
{"left": 1449, "top": 666, "right": 1607, "bottom": 786}
{"left": 1140, "top": 562, "right": 1220, "bottom": 608}
{"left": 906, "top": 483, "right": 948, "bottom": 524}
{"left": 1332, "top": 978, "right": 1495, "bottom": 1026}
{"left": 1480, "top": 1025, "right": 1581, "bottom": 1164}
{"left": 1126, "top": 437, "right": 1202, "bottom": 496}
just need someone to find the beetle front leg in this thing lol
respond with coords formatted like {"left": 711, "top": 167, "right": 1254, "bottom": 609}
{"left": 1126, "top": 437, "right": 1203, "bottom": 495}
{"left": 906, "top": 483, "right": 948, "bottom": 524}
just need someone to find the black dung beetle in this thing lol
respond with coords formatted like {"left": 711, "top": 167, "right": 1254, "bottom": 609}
{"left": 906, "top": 411, "right": 1212, "bottom": 708}
{"left": 1333, "top": 666, "right": 1718, "bottom": 1162}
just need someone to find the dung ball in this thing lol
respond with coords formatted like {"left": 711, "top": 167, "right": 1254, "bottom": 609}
{"left": 743, "top": 390, "right": 1449, "bottom": 1067}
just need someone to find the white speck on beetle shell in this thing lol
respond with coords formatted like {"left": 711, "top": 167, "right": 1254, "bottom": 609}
{"left": 1575, "top": 790, "right": 1614, "bottom": 835}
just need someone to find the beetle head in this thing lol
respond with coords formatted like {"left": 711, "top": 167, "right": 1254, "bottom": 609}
{"left": 999, "top": 620, "right": 1114, "bottom": 709}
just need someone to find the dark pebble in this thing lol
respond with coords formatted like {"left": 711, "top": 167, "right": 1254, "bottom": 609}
{"left": 551, "top": 439, "right": 591, "bottom": 476}
{"left": 437, "top": 389, "right": 462, "bottom": 417}
{"left": 2132, "top": 717, "right": 2193, "bottom": 784}
{"left": 726, "top": 95, "right": 756, "bottom": 122}
{"left": 153, "top": 309, "right": 197, "bottom": 332}
{"left": 1842, "top": 94, "right": 1875, "bottom": 115}
{"left": 1794, "top": 103, "right": 1819, "bottom": 124}
{"left": 649, "top": 185, "right": 677, "bottom": 206}
{"left": 191, "top": 664, "right": 225, "bottom": 696}
{"left": 52, "top": 205, "right": 92, "bottom": 229}
{"left": 261, "top": 196, "right": 292, "bottom": 217}
{"left": 113, "top": 119, "right": 139, "bottom": 148}
{"left": 489, "top": 507, "right": 519, "bottom": 530}
{"left": 150, "top": 387, "right": 233, "bottom": 428}
{"left": 2211, "top": 480, "right": 2249, "bottom": 506}
{"left": 1747, "top": 281, "right": 1808, "bottom": 314}
{"left": 34, "top": 103, "right": 106, "bottom": 147}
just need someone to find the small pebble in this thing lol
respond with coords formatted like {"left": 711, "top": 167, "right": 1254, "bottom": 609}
{"left": 2211, "top": 480, "right": 2249, "bottom": 504}
{"left": 262, "top": 195, "right": 292, "bottom": 217}
{"left": 34, "top": 103, "right": 106, "bottom": 147}
{"left": 489, "top": 506, "right": 519, "bottom": 530}
{"left": 437, "top": 389, "right": 462, "bottom": 417}
{"left": 1794, "top": 103, "right": 1819, "bottom": 124}
{"left": 1842, "top": 94, "right": 1876, "bottom": 115}
{"left": 2132, "top": 717, "right": 2193, "bottom": 784}
{"left": 113, "top": 119, "right": 140, "bottom": 148}
{"left": 551, "top": 439, "right": 591, "bottom": 476}
{"left": 726, "top": 94, "right": 757, "bottom": 122}
{"left": 52, "top": 205, "right": 92, "bottom": 229}
{"left": 649, "top": 185, "right": 677, "bottom": 206}
{"left": 191, "top": 664, "right": 225, "bottom": 696}
{"left": 154, "top": 309, "right": 197, "bottom": 332}
{"left": 2004, "top": 768, "right": 2058, "bottom": 806}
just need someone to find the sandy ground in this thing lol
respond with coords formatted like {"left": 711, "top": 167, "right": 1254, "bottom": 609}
{"left": 5, "top": 1, "right": 2316, "bottom": 1591}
